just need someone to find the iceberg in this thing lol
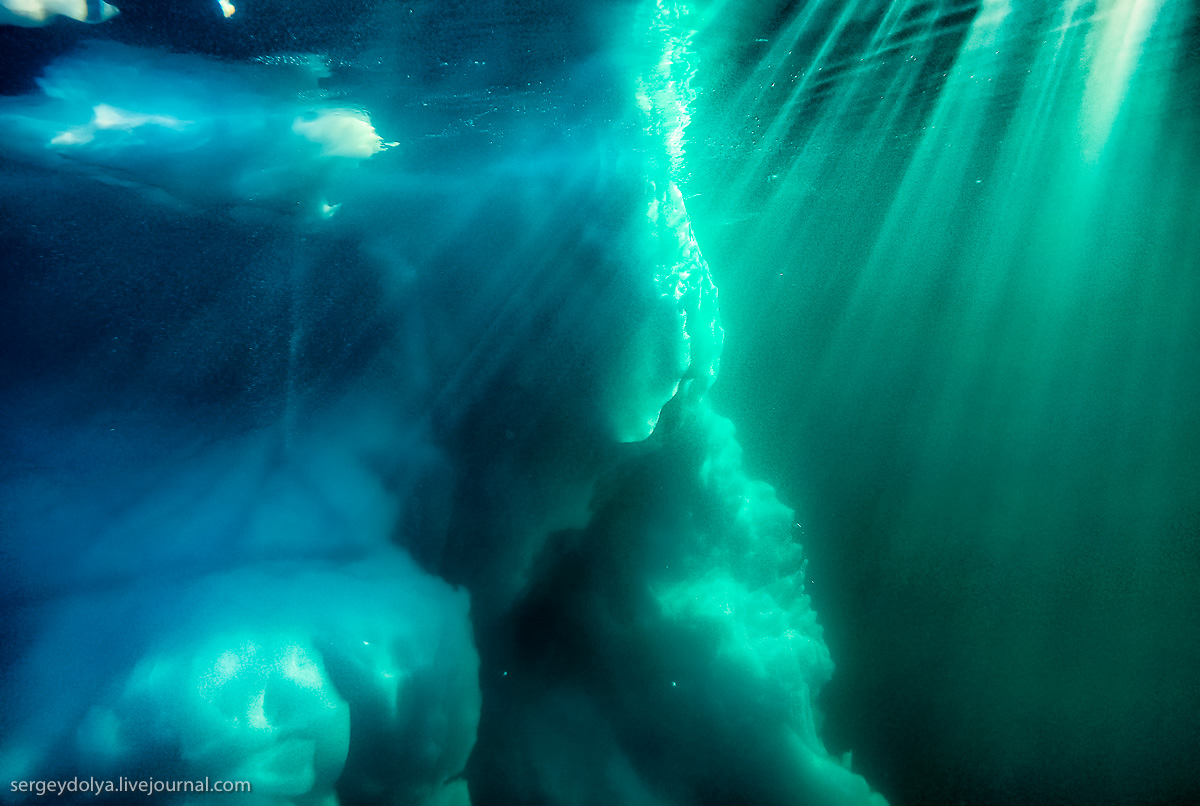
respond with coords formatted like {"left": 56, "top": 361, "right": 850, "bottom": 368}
{"left": 16, "top": 0, "right": 1194, "bottom": 803}
{"left": 0, "top": 3, "right": 880, "bottom": 797}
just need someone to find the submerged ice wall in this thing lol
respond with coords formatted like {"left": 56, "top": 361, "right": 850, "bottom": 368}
{"left": 0, "top": 2, "right": 884, "bottom": 804}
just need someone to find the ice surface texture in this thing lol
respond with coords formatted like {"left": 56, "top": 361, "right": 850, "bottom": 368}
{"left": 1, "top": 0, "right": 118, "bottom": 28}
{"left": 0, "top": 2, "right": 882, "bottom": 804}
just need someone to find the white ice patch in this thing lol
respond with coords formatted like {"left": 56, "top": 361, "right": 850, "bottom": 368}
{"left": 49, "top": 103, "right": 192, "bottom": 146}
{"left": 1, "top": 0, "right": 118, "bottom": 27}
{"left": 291, "top": 109, "right": 388, "bottom": 159}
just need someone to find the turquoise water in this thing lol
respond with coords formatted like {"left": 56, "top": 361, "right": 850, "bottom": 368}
{"left": 1, "top": 2, "right": 1197, "bottom": 804}
{"left": 692, "top": 1, "right": 1200, "bottom": 802}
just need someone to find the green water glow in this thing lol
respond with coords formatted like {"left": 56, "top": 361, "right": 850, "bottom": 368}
{"left": 684, "top": 0, "right": 1200, "bottom": 802}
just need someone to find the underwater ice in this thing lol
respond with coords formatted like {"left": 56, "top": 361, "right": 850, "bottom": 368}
{"left": 0, "top": 3, "right": 883, "bottom": 804}
{"left": 0, "top": 0, "right": 118, "bottom": 28}
{"left": 0, "top": 42, "right": 386, "bottom": 214}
